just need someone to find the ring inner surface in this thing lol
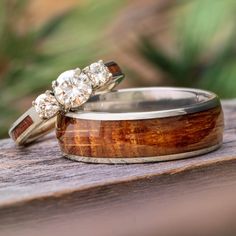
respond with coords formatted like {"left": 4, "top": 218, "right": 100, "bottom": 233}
{"left": 81, "top": 88, "right": 216, "bottom": 113}
{"left": 66, "top": 88, "right": 220, "bottom": 120}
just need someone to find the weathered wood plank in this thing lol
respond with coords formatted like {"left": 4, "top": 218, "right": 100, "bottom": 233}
{"left": 0, "top": 102, "right": 236, "bottom": 235}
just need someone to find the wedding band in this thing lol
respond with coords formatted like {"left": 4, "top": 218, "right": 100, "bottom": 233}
{"left": 56, "top": 87, "right": 224, "bottom": 164}
{"left": 9, "top": 60, "right": 124, "bottom": 145}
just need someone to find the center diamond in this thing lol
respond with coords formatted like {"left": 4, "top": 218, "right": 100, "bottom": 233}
{"left": 53, "top": 69, "right": 92, "bottom": 109}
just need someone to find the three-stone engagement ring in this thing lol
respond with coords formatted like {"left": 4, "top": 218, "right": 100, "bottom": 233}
{"left": 33, "top": 60, "right": 122, "bottom": 119}
{"left": 9, "top": 60, "right": 124, "bottom": 145}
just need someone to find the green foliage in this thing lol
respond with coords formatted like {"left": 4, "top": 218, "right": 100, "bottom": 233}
{"left": 0, "top": 0, "right": 125, "bottom": 138}
{"left": 140, "top": 0, "right": 236, "bottom": 98}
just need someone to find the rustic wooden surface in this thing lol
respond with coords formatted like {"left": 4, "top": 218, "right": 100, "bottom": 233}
{"left": 0, "top": 101, "right": 236, "bottom": 236}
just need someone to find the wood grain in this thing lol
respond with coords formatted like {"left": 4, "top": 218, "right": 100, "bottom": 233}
{"left": 0, "top": 102, "right": 235, "bottom": 236}
{"left": 105, "top": 61, "right": 123, "bottom": 77}
{"left": 11, "top": 115, "right": 33, "bottom": 141}
{"left": 56, "top": 106, "right": 224, "bottom": 159}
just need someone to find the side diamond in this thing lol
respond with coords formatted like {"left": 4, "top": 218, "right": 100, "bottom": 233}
{"left": 84, "top": 60, "right": 112, "bottom": 88}
{"left": 33, "top": 92, "right": 60, "bottom": 119}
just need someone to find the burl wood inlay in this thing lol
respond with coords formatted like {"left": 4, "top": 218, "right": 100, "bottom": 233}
{"left": 105, "top": 61, "right": 122, "bottom": 77}
{"left": 11, "top": 115, "right": 33, "bottom": 141}
{"left": 56, "top": 106, "right": 224, "bottom": 159}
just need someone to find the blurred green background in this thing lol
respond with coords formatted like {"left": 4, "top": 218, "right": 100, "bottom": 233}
{"left": 0, "top": 0, "right": 236, "bottom": 138}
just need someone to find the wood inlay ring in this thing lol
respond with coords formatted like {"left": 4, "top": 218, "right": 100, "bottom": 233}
{"left": 9, "top": 61, "right": 124, "bottom": 145}
{"left": 56, "top": 87, "right": 224, "bottom": 164}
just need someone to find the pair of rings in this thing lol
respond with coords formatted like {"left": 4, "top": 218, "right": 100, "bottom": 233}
{"left": 9, "top": 60, "right": 224, "bottom": 164}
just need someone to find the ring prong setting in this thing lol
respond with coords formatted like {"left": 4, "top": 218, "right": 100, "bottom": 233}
{"left": 45, "top": 90, "right": 52, "bottom": 95}
{"left": 83, "top": 66, "right": 89, "bottom": 73}
{"left": 74, "top": 68, "right": 81, "bottom": 76}
{"left": 52, "top": 80, "right": 57, "bottom": 89}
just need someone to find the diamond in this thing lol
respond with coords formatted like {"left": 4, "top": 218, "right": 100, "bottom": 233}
{"left": 33, "top": 92, "right": 60, "bottom": 119}
{"left": 53, "top": 69, "right": 92, "bottom": 109}
{"left": 85, "top": 60, "right": 112, "bottom": 88}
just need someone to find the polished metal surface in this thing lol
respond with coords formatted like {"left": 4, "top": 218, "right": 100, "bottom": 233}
{"left": 66, "top": 87, "right": 221, "bottom": 120}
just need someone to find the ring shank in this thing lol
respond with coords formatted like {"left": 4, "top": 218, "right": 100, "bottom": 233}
{"left": 8, "top": 107, "right": 56, "bottom": 145}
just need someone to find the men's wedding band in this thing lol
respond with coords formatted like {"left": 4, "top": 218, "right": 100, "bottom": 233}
{"left": 56, "top": 87, "right": 224, "bottom": 164}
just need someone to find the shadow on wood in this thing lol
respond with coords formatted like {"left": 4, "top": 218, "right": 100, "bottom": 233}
{"left": 0, "top": 102, "right": 236, "bottom": 236}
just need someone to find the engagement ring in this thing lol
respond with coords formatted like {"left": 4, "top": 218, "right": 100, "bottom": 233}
{"left": 9, "top": 60, "right": 124, "bottom": 145}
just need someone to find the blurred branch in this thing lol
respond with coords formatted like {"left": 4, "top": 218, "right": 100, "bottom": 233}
{"left": 139, "top": 0, "right": 236, "bottom": 95}
{"left": 139, "top": 38, "right": 184, "bottom": 81}
{"left": 35, "top": 11, "right": 73, "bottom": 41}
